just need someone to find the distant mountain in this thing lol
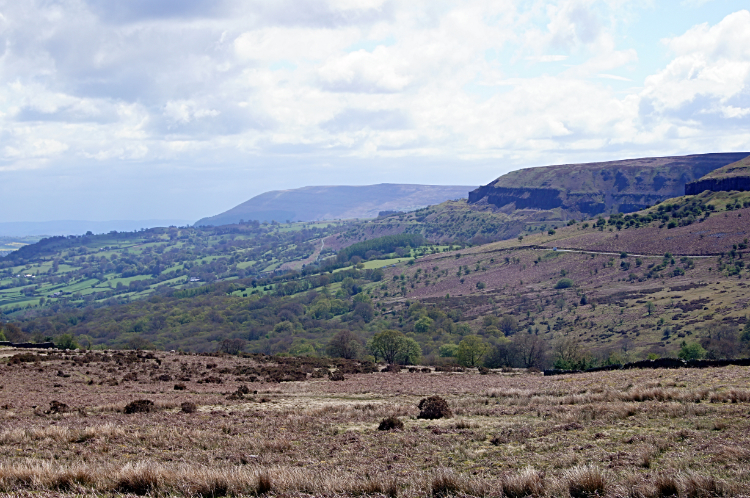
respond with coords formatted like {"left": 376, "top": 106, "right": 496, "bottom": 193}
{"left": 468, "top": 152, "right": 749, "bottom": 218}
{"left": 194, "top": 184, "right": 474, "bottom": 226}
{"left": 0, "top": 220, "right": 193, "bottom": 237}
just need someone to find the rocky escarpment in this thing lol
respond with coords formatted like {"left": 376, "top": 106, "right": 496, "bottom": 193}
{"left": 685, "top": 155, "right": 750, "bottom": 195}
{"left": 686, "top": 176, "right": 750, "bottom": 195}
{"left": 469, "top": 153, "right": 749, "bottom": 217}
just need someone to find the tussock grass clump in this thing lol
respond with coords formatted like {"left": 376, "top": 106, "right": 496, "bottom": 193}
{"left": 565, "top": 464, "right": 608, "bottom": 498}
{"left": 378, "top": 415, "right": 404, "bottom": 431}
{"left": 418, "top": 396, "right": 452, "bottom": 420}
{"left": 502, "top": 467, "right": 545, "bottom": 498}
{"left": 124, "top": 399, "right": 154, "bottom": 414}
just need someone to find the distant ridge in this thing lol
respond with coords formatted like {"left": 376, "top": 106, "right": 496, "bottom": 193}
{"left": 0, "top": 220, "right": 193, "bottom": 237}
{"left": 195, "top": 184, "right": 474, "bottom": 226}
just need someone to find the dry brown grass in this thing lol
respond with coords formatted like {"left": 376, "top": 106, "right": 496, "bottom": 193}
{"left": 1, "top": 350, "right": 750, "bottom": 496}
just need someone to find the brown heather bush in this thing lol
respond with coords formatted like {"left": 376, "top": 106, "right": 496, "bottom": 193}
{"left": 47, "top": 400, "right": 69, "bottom": 414}
{"left": 418, "top": 396, "right": 452, "bottom": 420}
{"left": 174, "top": 383, "right": 186, "bottom": 390}
{"left": 180, "top": 401, "right": 197, "bottom": 414}
{"left": 124, "top": 399, "right": 154, "bottom": 414}
{"left": 378, "top": 415, "right": 404, "bottom": 431}
{"left": 328, "top": 370, "right": 345, "bottom": 381}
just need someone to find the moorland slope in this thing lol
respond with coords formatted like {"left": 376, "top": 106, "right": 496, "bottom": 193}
{"left": 469, "top": 152, "right": 748, "bottom": 217}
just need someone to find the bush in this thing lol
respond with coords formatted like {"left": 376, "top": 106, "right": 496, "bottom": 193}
{"left": 47, "top": 400, "right": 69, "bottom": 414}
{"left": 418, "top": 396, "right": 452, "bottom": 420}
{"left": 174, "top": 383, "right": 186, "bottom": 390}
{"left": 180, "top": 402, "right": 197, "bottom": 414}
{"left": 555, "top": 278, "right": 574, "bottom": 289}
{"left": 328, "top": 370, "right": 345, "bottom": 381}
{"left": 378, "top": 415, "right": 404, "bottom": 431}
{"left": 124, "top": 399, "right": 154, "bottom": 414}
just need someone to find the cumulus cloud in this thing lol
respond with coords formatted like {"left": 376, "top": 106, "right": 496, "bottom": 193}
{"left": 641, "top": 10, "right": 750, "bottom": 124}
{"left": 1, "top": 1, "right": 749, "bottom": 221}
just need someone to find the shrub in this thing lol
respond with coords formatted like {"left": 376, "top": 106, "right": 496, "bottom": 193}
{"left": 174, "top": 383, "right": 186, "bottom": 390}
{"left": 418, "top": 396, "right": 452, "bottom": 420}
{"left": 124, "top": 399, "right": 154, "bottom": 414}
{"left": 180, "top": 402, "right": 197, "bottom": 414}
{"left": 328, "top": 371, "right": 345, "bottom": 381}
{"left": 555, "top": 278, "right": 574, "bottom": 289}
{"left": 378, "top": 415, "right": 404, "bottom": 431}
{"left": 47, "top": 400, "right": 69, "bottom": 414}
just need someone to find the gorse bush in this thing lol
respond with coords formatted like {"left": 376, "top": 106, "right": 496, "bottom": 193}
{"left": 377, "top": 416, "right": 404, "bottom": 431}
{"left": 418, "top": 396, "right": 452, "bottom": 420}
{"left": 555, "top": 278, "right": 574, "bottom": 289}
{"left": 124, "top": 399, "right": 154, "bottom": 414}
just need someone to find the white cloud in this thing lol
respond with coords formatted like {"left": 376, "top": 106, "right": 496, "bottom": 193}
{"left": 1, "top": 1, "right": 750, "bottom": 221}
{"left": 641, "top": 10, "right": 750, "bottom": 122}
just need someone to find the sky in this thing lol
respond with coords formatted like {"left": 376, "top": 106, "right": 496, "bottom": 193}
{"left": 1, "top": 0, "right": 750, "bottom": 223}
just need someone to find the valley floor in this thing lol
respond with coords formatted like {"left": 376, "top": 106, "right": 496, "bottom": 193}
{"left": 1, "top": 348, "right": 749, "bottom": 497}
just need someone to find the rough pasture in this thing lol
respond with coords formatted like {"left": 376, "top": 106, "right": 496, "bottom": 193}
{"left": 1, "top": 348, "right": 750, "bottom": 496}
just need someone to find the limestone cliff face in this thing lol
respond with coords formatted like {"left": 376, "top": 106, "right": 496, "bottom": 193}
{"left": 686, "top": 177, "right": 750, "bottom": 195}
{"left": 468, "top": 153, "right": 749, "bottom": 217}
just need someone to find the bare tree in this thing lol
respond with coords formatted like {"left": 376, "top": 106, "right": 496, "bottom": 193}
{"left": 514, "top": 332, "right": 546, "bottom": 368}
{"left": 327, "top": 330, "right": 362, "bottom": 359}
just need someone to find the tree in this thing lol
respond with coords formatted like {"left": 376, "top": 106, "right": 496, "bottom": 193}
{"left": 55, "top": 333, "right": 79, "bottom": 350}
{"left": 514, "top": 332, "right": 546, "bottom": 368}
{"left": 499, "top": 315, "right": 518, "bottom": 336}
{"left": 678, "top": 341, "right": 706, "bottom": 361}
{"left": 327, "top": 330, "right": 362, "bottom": 359}
{"left": 646, "top": 301, "right": 655, "bottom": 316}
{"left": 370, "top": 330, "right": 406, "bottom": 364}
{"left": 414, "top": 316, "right": 433, "bottom": 333}
{"left": 353, "top": 301, "right": 374, "bottom": 323}
{"left": 2, "top": 323, "right": 26, "bottom": 342}
{"left": 127, "top": 335, "right": 153, "bottom": 351}
{"left": 456, "top": 335, "right": 488, "bottom": 367}
{"left": 484, "top": 339, "right": 514, "bottom": 368}
{"left": 220, "top": 338, "right": 246, "bottom": 355}
{"left": 553, "top": 336, "right": 590, "bottom": 370}
{"left": 438, "top": 343, "right": 458, "bottom": 357}
{"left": 396, "top": 337, "right": 422, "bottom": 365}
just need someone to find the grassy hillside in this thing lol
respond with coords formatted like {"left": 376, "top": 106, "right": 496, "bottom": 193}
{"left": 3, "top": 191, "right": 748, "bottom": 365}
{"left": 0, "top": 220, "right": 353, "bottom": 314}
{"left": 701, "top": 154, "right": 750, "bottom": 179}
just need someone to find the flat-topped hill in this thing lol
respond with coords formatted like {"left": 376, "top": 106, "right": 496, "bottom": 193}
{"left": 195, "top": 184, "right": 474, "bottom": 226}
{"left": 469, "top": 152, "right": 749, "bottom": 217}
{"left": 686, "top": 155, "right": 750, "bottom": 195}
